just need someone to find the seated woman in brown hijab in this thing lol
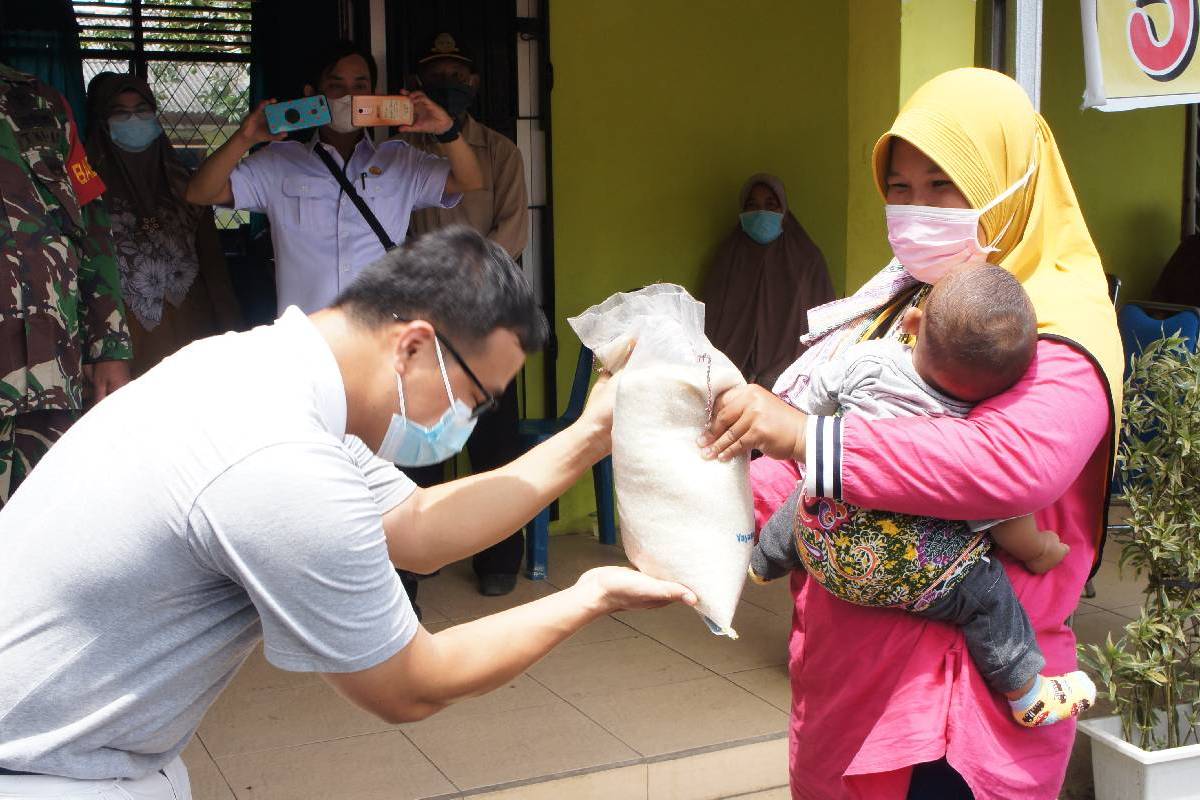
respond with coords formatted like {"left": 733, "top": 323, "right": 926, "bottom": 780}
{"left": 85, "top": 72, "right": 243, "bottom": 376}
{"left": 703, "top": 173, "right": 835, "bottom": 388}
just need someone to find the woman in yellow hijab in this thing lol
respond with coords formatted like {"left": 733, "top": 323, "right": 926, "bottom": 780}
{"left": 701, "top": 69, "right": 1121, "bottom": 799}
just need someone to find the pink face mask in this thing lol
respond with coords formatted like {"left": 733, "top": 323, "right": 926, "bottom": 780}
{"left": 884, "top": 153, "right": 1038, "bottom": 284}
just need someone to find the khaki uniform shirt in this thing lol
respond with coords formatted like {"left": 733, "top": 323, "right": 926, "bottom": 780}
{"left": 402, "top": 116, "right": 528, "bottom": 258}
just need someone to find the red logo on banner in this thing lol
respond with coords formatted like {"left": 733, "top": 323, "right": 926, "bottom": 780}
{"left": 1127, "top": 0, "right": 1200, "bottom": 81}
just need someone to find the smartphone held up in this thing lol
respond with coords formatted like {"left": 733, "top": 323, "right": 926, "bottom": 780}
{"left": 263, "top": 94, "right": 414, "bottom": 135}
{"left": 264, "top": 95, "right": 331, "bottom": 134}
{"left": 351, "top": 95, "right": 414, "bottom": 127}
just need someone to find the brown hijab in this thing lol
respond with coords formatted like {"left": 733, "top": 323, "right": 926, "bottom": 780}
{"left": 85, "top": 72, "right": 198, "bottom": 228}
{"left": 703, "top": 173, "right": 835, "bottom": 388}
{"left": 85, "top": 72, "right": 241, "bottom": 372}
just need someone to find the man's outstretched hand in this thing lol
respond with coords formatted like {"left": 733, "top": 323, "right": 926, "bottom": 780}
{"left": 573, "top": 566, "right": 697, "bottom": 614}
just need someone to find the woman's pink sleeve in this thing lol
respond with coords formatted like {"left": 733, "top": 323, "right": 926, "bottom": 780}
{"left": 801, "top": 340, "right": 1111, "bottom": 520}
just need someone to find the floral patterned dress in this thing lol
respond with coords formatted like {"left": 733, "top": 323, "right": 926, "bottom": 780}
{"left": 107, "top": 196, "right": 200, "bottom": 331}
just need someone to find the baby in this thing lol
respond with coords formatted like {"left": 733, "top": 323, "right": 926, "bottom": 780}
{"left": 751, "top": 264, "right": 1094, "bottom": 728}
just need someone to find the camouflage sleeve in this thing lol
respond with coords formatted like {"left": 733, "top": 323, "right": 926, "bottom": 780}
{"left": 76, "top": 196, "right": 132, "bottom": 362}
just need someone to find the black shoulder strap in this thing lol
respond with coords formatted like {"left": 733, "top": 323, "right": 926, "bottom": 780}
{"left": 312, "top": 144, "right": 396, "bottom": 251}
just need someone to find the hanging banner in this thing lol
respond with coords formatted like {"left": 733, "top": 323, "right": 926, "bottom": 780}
{"left": 1082, "top": 0, "right": 1200, "bottom": 110}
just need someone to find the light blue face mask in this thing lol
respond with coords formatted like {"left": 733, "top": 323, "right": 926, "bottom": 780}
{"left": 376, "top": 338, "right": 478, "bottom": 467}
{"left": 108, "top": 114, "right": 163, "bottom": 153}
{"left": 738, "top": 210, "right": 784, "bottom": 245}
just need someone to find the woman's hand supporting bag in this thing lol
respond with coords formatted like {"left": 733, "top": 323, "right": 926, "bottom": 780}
{"left": 698, "top": 383, "right": 808, "bottom": 463}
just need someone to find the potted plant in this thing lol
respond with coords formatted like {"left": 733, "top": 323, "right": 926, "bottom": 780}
{"left": 1077, "top": 336, "right": 1200, "bottom": 800}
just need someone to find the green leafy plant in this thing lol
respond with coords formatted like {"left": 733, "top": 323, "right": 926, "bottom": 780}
{"left": 1079, "top": 336, "right": 1200, "bottom": 751}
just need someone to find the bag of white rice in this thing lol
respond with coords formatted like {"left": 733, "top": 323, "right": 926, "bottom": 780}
{"left": 568, "top": 284, "right": 754, "bottom": 637}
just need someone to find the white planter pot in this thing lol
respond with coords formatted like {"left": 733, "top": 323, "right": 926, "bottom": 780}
{"left": 1078, "top": 708, "right": 1200, "bottom": 800}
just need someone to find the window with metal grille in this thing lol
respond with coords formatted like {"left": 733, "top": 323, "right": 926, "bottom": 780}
{"left": 73, "top": 0, "right": 253, "bottom": 228}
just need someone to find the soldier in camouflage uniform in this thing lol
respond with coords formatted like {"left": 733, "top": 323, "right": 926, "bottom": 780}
{"left": 0, "top": 63, "right": 132, "bottom": 505}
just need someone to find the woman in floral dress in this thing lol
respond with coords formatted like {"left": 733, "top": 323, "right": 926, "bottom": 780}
{"left": 85, "top": 72, "right": 242, "bottom": 376}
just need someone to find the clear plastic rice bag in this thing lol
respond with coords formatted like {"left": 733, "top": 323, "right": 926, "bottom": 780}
{"left": 569, "top": 284, "right": 754, "bottom": 637}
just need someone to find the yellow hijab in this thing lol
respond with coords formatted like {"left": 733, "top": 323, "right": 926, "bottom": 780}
{"left": 871, "top": 68, "right": 1123, "bottom": 555}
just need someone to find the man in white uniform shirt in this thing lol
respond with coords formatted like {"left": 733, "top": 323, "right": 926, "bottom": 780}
{"left": 0, "top": 227, "right": 693, "bottom": 799}
{"left": 187, "top": 41, "right": 484, "bottom": 314}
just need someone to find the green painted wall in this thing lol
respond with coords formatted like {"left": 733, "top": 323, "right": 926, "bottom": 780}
{"left": 845, "top": 0, "right": 978, "bottom": 295}
{"left": 899, "top": 0, "right": 978, "bottom": 103}
{"left": 1039, "top": 2, "right": 1185, "bottom": 302}
{"left": 549, "top": 0, "right": 849, "bottom": 530}
{"left": 845, "top": 0, "right": 902, "bottom": 294}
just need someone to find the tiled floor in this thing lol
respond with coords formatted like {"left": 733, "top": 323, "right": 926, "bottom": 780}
{"left": 184, "top": 509, "right": 1147, "bottom": 800}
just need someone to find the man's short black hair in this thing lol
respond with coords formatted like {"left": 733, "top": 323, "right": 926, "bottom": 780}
{"left": 308, "top": 40, "right": 378, "bottom": 91}
{"left": 335, "top": 226, "right": 548, "bottom": 354}
{"left": 923, "top": 264, "right": 1038, "bottom": 399}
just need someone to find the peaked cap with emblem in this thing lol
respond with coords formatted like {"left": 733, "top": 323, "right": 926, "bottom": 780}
{"left": 417, "top": 32, "right": 474, "bottom": 66}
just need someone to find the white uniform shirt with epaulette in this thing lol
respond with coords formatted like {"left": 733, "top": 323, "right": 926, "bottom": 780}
{"left": 229, "top": 134, "right": 460, "bottom": 314}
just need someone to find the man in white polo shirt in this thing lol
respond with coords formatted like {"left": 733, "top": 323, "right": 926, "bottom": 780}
{"left": 186, "top": 40, "right": 483, "bottom": 314}
{"left": 0, "top": 227, "right": 692, "bottom": 798}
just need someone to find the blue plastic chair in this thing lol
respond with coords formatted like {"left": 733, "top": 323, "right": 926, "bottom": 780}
{"left": 518, "top": 346, "right": 617, "bottom": 579}
{"left": 1116, "top": 301, "right": 1200, "bottom": 380}
{"left": 1109, "top": 301, "right": 1200, "bottom": 501}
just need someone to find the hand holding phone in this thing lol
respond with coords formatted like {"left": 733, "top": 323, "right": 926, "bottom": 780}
{"left": 351, "top": 96, "right": 415, "bottom": 127}
{"left": 396, "top": 90, "right": 454, "bottom": 136}
{"left": 235, "top": 99, "right": 289, "bottom": 148}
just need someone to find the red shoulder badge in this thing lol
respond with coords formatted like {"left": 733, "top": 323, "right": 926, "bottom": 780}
{"left": 61, "top": 100, "right": 106, "bottom": 205}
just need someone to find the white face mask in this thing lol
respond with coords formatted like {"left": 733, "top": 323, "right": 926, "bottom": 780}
{"left": 327, "top": 95, "right": 356, "bottom": 134}
{"left": 884, "top": 150, "right": 1039, "bottom": 284}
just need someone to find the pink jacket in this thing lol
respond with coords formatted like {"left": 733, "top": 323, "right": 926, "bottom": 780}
{"left": 751, "top": 340, "right": 1112, "bottom": 799}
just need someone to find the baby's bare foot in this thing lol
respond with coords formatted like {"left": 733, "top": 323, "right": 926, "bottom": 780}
{"left": 1026, "top": 532, "right": 1069, "bottom": 574}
